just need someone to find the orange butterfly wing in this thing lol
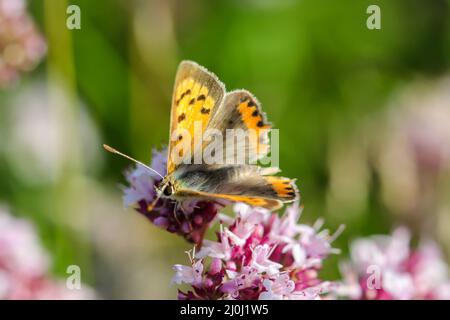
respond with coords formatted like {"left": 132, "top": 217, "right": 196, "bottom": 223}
{"left": 167, "top": 61, "right": 225, "bottom": 174}
{"left": 204, "top": 90, "right": 271, "bottom": 164}
{"left": 168, "top": 62, "right": 299, "bottom": 210}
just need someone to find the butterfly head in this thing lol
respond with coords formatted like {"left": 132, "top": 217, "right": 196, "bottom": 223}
{"left": 156, "top": 176, "right": 177, "bottom": 199}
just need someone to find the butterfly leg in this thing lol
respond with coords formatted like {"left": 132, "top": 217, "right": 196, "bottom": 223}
{"left": 171, "top": 200, "right": 182, "bottom": 226}
{"left": 174, "top": 200, "right": 193, "bottom": 232}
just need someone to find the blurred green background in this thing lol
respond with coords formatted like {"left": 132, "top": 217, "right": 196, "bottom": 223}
{"left": 1, "top": 0, "right": 450, "bottom": 298}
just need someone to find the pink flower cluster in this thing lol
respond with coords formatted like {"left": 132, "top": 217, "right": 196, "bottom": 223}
{"left": 0, "top": 0, "right": 46, "bottom": 88}
{"left": 122, "top": 147, "right": 450, "bottom": 300}
{"left": 0, "top": 207, "right": 95, "bottom": 299}
{"left": 123, "top": 148, "right": 221, "bottom": 244}
{"left": 172, "top": 203, "right": 343, "bottom": 300}
{"left": 335, "top": 227, "right": 450, "bottom": 300}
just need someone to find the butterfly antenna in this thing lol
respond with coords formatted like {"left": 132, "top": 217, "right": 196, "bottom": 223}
{"left": 103, "top": 144, "right": 165, "bottom": 179}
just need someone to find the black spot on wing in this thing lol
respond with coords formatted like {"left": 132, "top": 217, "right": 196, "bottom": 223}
{"left": 176, "top": 89, "right": 192, "bottom": 105}
{"left": 247, "top": 100, "right": 256, "bottom": 107}
{"left": 178, "top": 113, "right": 186, "bottom": 123}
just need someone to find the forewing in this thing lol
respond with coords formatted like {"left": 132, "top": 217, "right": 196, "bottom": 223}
{"left": 167, "top": 61, "right": 225, "bottom": 174}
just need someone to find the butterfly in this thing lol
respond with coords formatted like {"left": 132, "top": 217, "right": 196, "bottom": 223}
{"left": 104, "top": 61, "right": 298, "bottom": 210}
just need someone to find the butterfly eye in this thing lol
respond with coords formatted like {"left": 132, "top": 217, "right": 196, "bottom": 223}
{"left": 163, "top": 185, "right": 173, "bottom": 197}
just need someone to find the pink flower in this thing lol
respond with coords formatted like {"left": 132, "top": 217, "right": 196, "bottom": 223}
{"left": 172, "top": 257, "right": 204, "bottom": 286}
{"left": 221, "top": 266, "right": 261, "bottom": 298}
{"left": 225, "top": 204, "right": 269, "bottom": 246}
{"left": 299, "top": 221, "right": 344, "bottom": 265}
{"left": 0, "top": 210, "right": 49, "bottom": 278}
{"left": 335, "top": 227, "right": 450, "bottom": 300}
{"left": 174, "top": 203, "right": 341, "bottom": 300}
{"left": 196, "top": 230, "right": 231, "bottom": 260}
{"left": 0, "top": 207, "right": 95, "bottom": 300}
{"left": 269, "top": 203, "right": 303, "bottom": 239}
{"left": 350, "top": 227, "right": 410, "bottom": 272}
{"left": 408, "top": 241, "right": 450, "bottom": 299}
{"left": 0, "top": 0, "right": 46, "bottom": 88}
{"left": 259, "top": 273, "right": 295, "bottom": 300}
{"left": 290, "top": 282, "right": 333, "bottom": 300}
{"left": 250, "top": 245, "right": 282, "bottom": 276}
